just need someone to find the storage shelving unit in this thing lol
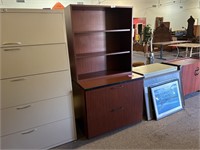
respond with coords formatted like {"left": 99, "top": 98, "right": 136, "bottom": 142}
{"left": 65, "top": 5, "right": 133, "bottom": 80}
{"left": 65, "top": 4, "right": 144, "bottom": 138}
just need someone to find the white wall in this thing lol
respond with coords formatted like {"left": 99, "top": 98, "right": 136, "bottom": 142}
{"left": 0, "top": 0, "right": 200, "bottom": 31}
{"left": 0, "top": 0, "right": 92, "bottom": 9}
{"left": 92, "top": 0, "right": 200, "bottom": 31}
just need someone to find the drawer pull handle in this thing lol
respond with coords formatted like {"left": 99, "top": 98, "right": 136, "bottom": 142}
{"left": 194, "top": 67, "right": 199, "bottom": 76}
{"left": 4, "top": 48, "right": 21, "bottom": 51}
{"left": 16, "top": 105, "right": 31, "bottom": 110}
{"left": 110, "top": 85, "right": 124, "bottom": 90}
{"left": 21, "top": 128, "right": 37, "bottom": 135}
{"left": 11, "top": 78, "right": 26, "bottom": 82}
{"left": 111, "top": 106, "right": 124, "bottom": 112}
{"left": 2, "top": 42, "right": 22, "bottom": 46}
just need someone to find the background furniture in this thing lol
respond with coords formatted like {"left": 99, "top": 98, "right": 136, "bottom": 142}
{"left": 186, "top": 16, "right": 195, "bottom": 39}
{"left": 153, "top": 40, "right": 189, "bottom": 59}
{"left": 155, "top": 17, "right": 163, "bottom": 29}
{"left": 163, "top": 58, "right": 200, "bottom": 96}
{"left": 162, "top": 22, "right": 170, "bottom": 29}
{"left": 152, "top": 23, "right": 173, "bottom": 59}
{"left": 64, "top": 4, "right": 144, "bottom": 138}
{"left": 194, "top": 25, "right": 200, "bottom": 37}
{"left": 168, "top": 43, "right": 200, "bottom": 58}
{"left": 0, "top": 9, "right": 76, "bottom": 149}
{"left": 153, "top": 23, "right": 172, "bottom": 43}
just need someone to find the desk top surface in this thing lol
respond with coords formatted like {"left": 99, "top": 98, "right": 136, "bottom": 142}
{"left": 78, "top": 72, "right": 143, "bottom": 90}
{"left": 132, "top": 63, "right": 177, "bottom": 78}
{"left": 168, "top": 43, "right": 200, "bottom": 48}
{"left": 163, "top": 58, "right": 200, "bottom": 66}
{"left": 153, "top": 40, "right": 189, "bottom": 46}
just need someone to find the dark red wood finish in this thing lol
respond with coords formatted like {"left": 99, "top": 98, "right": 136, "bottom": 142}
{"left": 163, "top": 58, "right": 200, "bottom": 96}
{"left": 85, "top": 79, "right": 143, "bottom": 138}
{"left": 73, "top": 78, "right": 143, "bottom": 138}
{"left": 65, "top": 5, "right": 144, "bottom": 138}
{"left": 65, "top": 5, "right": 132, "bottom": 81}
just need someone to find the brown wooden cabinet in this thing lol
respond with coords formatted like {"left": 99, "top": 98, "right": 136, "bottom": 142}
{"left": 73, "top": 74, "right": 143, "bottom": 138}
{"left": 163, "top": 58, "right": 200, "bottom": 96}
{"left": 64, "top": 4, "right": 144, "bottom": 138}
{"left": 86, "top": 79, "right": 143, "bottom": 138}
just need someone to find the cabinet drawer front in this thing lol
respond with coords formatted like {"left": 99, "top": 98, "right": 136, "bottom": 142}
{"left": 1, "top": 10, "right": 66, "bottom": 45}
{"left": 1, "top": 44, "right": 69, "bottom": 79}
{"left": 86, "top": 80, "right": 143, "bottom": 137}
{"left": 1, "top": 118, "right": 76, "bottom": 149}
{"left": 1, "top": 95, "right": 74, "bottom": 136}
{"left": 1, "top": 71, "right": 72, "bottom": 108}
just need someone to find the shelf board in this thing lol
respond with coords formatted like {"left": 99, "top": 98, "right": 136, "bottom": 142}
{"left": 74, "top": 29, "right": 130, "bottom": 34}
{"left": 76, "top": 51, "right": 130, "bottom": 59}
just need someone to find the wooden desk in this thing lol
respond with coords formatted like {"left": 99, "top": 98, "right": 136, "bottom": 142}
{"left": 169, "top": 43, "right": 200, "bottom": 58}
{"left": 153, "top": 40, "right": 189, "bottom": 59}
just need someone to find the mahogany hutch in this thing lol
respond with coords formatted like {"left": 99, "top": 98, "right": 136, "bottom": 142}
{"left": 64, "top": 4, "right": 144, "bottom": 138}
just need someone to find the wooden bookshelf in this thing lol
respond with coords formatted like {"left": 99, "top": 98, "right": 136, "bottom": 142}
{"left": 65, "top": 4, "right": 144, "bottom": 138}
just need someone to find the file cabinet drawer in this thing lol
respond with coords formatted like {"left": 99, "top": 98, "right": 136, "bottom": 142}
{"left": 1, "top": 95, "right": 74, "bottom": 136}
{"left": 1, "top": 9, "right": 66, "bottom": 46}
{"left": 1, "top": 118, "right": 76, "bottom": 149}
{"left": 1, "top": 71, "right": 72, "bottom": 108}
{"left": 1, "top": 44, "right": 69, "bottom": 79}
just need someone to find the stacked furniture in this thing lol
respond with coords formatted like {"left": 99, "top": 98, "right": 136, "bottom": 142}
{"left": 153, "top": 23, "right": 172, "bottom": 43}
{"left": 0, "top": 9, "right": 76, "bottom": 149}
{"left": 153, "top": 23, "right": 173, "bottom": 52}
{"left": 64, "top": 5, "right": 144, "bottom": 138}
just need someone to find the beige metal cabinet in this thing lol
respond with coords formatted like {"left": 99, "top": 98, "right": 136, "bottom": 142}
{"left": 1, "top": 119, "right": 76, "bottom": 149}
{"left": 0, "top": 9, "right": 66, "bottom": 45}
{"left": 1, "top": 44, "right": 69, "bottom": 79}
{"left": 1, "top": 71, "right": 71, "bottom": 108}
{"left": 0, "top": 9, "right": 76, "bottom": 149}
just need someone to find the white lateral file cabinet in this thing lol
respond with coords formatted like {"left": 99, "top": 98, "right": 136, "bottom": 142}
{"left": 0, "top": 9, "right": 77, "bottom": 149}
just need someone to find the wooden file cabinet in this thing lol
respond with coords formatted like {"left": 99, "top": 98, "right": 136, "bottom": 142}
{"left": 163, "top": 58, "right": 200, "bottom": 96}
{"left": 86, "top": 80, "right": 144, "bottom": 138}
{"left": 73, "top": 74, "right": 144, "bottom": 138}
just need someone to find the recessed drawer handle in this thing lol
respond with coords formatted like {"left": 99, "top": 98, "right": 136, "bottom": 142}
{"left": 111, "top": 106, "right": 124, "bottom": 112}
{"left": 3, "top": 48, "right": 21, "bottom": 51}
{"left": 110, "top": 85, "right": 124, "bottom": 90}
{"left": 16, "top": 105, "right": 31, "bottom": 110}
{"left": 21, "top": 128, "right": 37, "bottom": 135}
{"left": 2, "top": 42, "right": 22, "bottom": 46}
{"left": 10, "top": 78, "right": 26, "bottom": 82}
{"left": 194, "top": 67, "right": 199, "bottom": 76}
